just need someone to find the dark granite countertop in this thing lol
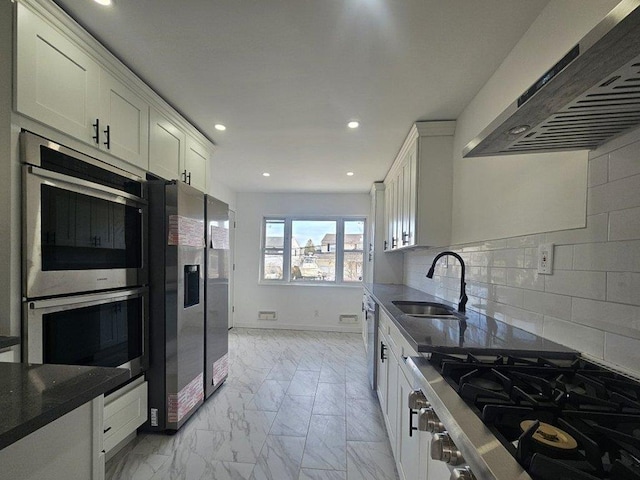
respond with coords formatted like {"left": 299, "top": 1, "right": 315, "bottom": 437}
{"left": 363, "top": 283, "right": 576, "bottom": 358}
{"left": 0, "top": 336, "right": 20, "bottom": 350}
{"left": 0, "top": 363, "right": 130, "bottom": 450}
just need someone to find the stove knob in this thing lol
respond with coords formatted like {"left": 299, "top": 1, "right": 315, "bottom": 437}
{"left": 418, "top": 407, "right": 445, "bottom": 433}
{"left": 431, "top": 433, "right": 465, "bottom": 466}
{"left": 450, "top": 467, "right": 476, "bottom": 480}
{"left": 408, "top": 389, "right": 430, "bottom": 409}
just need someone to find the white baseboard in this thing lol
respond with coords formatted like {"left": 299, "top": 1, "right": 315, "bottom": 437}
{"left": 232, "top": 322, "right": 360, "bottom": 334}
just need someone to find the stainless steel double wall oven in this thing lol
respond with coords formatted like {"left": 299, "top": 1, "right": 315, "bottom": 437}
{"left": 21, "top": 132, "right": 148, "bottom": 377}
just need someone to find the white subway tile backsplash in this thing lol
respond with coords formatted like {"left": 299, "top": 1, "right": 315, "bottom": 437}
{"left": 482, "top": 239, "right": 507, "bottom": 250}
{"left": 492, "top": 285, "right": 525, "bottom": 307}
{"left": 544, "top": 270, "right": 606, "bottom": 300}
{"left": 467, "top": 282, "right": 491, "bottom": 300}
{"left": 524, "top": 248, "right": 537, "bottom": 269}
{"left": 470, "top": 251, "right": 491, "bottom": 267}
{"left": 588, "top": 154, "right": 608, "bottom": 187}
{"left": 506, "top": 234, "right": 543, "bottom": 249}
{"left": 573, "top": 240, "right": 640, "bottom": 272}
{"left": 487, "top": 267, "right": 507, "bottom": 285}
{"left": 402, "top": 132, "right": 640, "bottom": 375}
{"left": 605, "top": 333, "right": 640, "bottom": 373}
{"left": 489, "top": 249, "right": 525, "bottom": 268}
{"left": 482, "top": 301, "right": 544, "bottom": 335}
{"left": 607, "top": 272, "right": 640, "bottom": 306}
{"left": 554, "top": 245, "right": 573, "bottom": 270}
{"left": 587, "top": 174, "right": 640, "bottom": 215}
{"left": 506, "top": 268, "right": 544, "bottom": 291}
{"left": 523, "top": 290, "right": 572, "bottom": 321}
{"left": 544, "top": 213, "right": 608, "bottom": 245}
{"left": 609, "top": 140, "right": 640, "bottom": 181}
{"left": 572, "top": 297, "right": 640, "bottom": 340}
{"left": 609, "top": 206, "right": 640, "bottom": 241}
{"left": 543, "top": 316, "right": 604, "bottom": 359}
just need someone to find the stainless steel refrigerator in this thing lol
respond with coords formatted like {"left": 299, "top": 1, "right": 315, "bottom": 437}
{"left": 146, "top": 180, "right": 205, "bottom": 432}
{"left": 204, "top": 195, "right": 230, "bottom": 399}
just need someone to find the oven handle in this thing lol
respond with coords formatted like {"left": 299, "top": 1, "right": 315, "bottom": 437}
{"left": 26, "top": 287, "right": 147, "bottom": 311}
{"left": 27, "top": 165, "right": 147, "bottom": 206}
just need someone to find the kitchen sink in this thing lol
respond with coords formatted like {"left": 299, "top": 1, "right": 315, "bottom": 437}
{"left": 392, "top": 301, "right": 459, "bottom": 318}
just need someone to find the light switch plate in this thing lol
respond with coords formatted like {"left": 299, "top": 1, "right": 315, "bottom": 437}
{"left": 538, "top": 242, "right": 554, "bottom": 275}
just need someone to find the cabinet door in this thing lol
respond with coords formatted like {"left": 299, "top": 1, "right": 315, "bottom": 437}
{"left": 100, "top": 71, "right": 149, "bottom": 170}
{"left": 388, "top": 179, "right": 398, "bottom": 250}
{"left": 402, "top": 153, "right": 414, "bottom": 247}
{"left": 395, "top": 167, "right": 405, "bottom": 249}
{"left": 184, "top": 137, "right": 209, "bottom": 193}
{"left": 148, "top": 108, "right": 185, "bottom": 181}
{"left": 407, "top": 145, "right": 417, "bottom": 247}
{"left": 386, "top": 345, "right": 400, "bottom": 456}
{"left": 384, "top": 180, "right": 393, "bottom": 251}
{"left": 16, "top": 4, "right": 101, "bottom": 145}
{"left": 398, "top": 367, "right": 423, "bottom": 480}
{"left": 376, "top": 329, "right": 388, "bottom": 413}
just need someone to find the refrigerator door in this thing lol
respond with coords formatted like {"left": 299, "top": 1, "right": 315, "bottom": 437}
{"left": 168, "top": 181, "right": 205, "bottom": 430}
{"left": 204, "top": 195, "right": 230, "bottom": 399}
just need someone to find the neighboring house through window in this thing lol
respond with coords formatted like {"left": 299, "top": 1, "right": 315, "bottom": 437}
{"left": 261, "top": 217, "right": 365, "bottom": 284}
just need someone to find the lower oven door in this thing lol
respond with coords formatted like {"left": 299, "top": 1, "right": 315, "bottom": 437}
{"left": 24, "top": 287, "right": 148, "bottom": 377}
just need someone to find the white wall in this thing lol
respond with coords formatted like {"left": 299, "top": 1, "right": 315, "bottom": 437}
{"left": 208, "top": 176, "right": 237, "bottom": 211}
{"left": 451, "top": 0, "right": 620, "bottom": 245}
{"left": 405, "top": 125, "right": 640, "bottom": 376}
{"left": 234, "top": 192, "right": 370, "bottom": 332}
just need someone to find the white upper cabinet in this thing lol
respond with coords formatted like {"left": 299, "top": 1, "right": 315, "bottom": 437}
{"left": 383, "top": 121, "right": 455, "bottom": 251}
{"left": 16, "top": 3, "right": 150, "bottom": 170}
{"left": 184, "top": 136, "right": 209, "bottom": 193}
{"left": 14, "top": 1, "right": 214, "bottom": 180}
{"left": 99, "top": 71, "right": 149, "bottom": 170}
{"left": 16, "top": 4, "right": 100, "bottom": 144}
{"left": 148, "top": 107, "right": 185, "bottom": 182}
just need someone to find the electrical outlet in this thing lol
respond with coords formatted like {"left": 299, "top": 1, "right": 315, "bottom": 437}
{"left": 537, "top": 243, "right": 554, "bottom": 275}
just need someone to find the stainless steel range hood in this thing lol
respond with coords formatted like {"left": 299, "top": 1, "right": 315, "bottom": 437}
{"left": 464, "top": 0, "right": 640, "bottom": 158}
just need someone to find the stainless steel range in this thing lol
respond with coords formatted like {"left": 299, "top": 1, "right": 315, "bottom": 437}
{"left": 407, "top": 353, "right": 640, "bottom": 480}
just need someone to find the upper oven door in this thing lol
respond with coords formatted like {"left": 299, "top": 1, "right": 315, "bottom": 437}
{"left": 22, "top": 134, "right": 148, "bottom": 299}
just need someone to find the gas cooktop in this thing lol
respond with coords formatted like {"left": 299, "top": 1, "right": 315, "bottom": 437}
{"left": 428, "top": 352, "right": 640, "bottom": 480}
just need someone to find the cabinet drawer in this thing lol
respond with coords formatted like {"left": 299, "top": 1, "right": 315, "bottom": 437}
{"left": 103, "top": 380, "right": 147, "bottom": 453}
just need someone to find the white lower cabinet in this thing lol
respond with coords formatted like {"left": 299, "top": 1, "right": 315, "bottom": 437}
{"left": 103, "top": 377, "right": 148, "bottom": 454}
{"left": 376, "top": 326, "right": 389, "bottom": 416}
{"left": 0, "top": 397, "right": 104, "bottom": 480}
{"left": 376, "top": 310, "right": 453, "bottom": 480}
{"left": 397, "top": 364, "right": 423, "bottom": 480}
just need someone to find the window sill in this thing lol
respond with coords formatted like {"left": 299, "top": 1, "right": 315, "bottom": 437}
{"left": 258, "top": 280, "right": 365, "bottom": 288}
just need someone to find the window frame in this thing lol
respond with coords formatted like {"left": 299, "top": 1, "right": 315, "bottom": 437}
{"left": 260, "top": 216, "right": 367, "bottom": 285}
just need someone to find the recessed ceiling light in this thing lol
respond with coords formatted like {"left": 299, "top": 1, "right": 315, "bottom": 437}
{"left": 347, "top": 172, "right": 354, "bottom": 176}
{"left": 214, "top": 124, "right": 226, "bottom": 131}
{"left": 347, "top": 121, "right": 360, "bottom": 129}
{"left": 94, "top": 0, "right": 112, "bottom": 6}
{"left": 262, "top": 172, "right": 270, "bottom": 177}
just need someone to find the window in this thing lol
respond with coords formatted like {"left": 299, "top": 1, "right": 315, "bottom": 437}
{"left": 261, "top": 217, "right": 365, "bottom": 284}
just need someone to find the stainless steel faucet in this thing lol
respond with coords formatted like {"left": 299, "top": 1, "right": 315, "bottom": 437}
{"left": 426, "top": 251, "right": 468, "bottom": 313}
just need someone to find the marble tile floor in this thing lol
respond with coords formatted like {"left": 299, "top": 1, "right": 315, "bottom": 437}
{"left": 106, "top": 328, "right": 400, "bottom": 480}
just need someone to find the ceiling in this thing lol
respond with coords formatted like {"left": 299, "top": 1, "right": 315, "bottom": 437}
{"left": 53, "top": 0, "right": 550, "bottom": 193}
